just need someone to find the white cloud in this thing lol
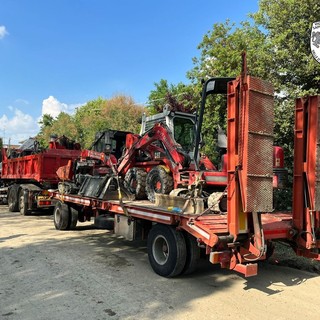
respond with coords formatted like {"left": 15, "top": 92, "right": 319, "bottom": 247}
{"left": 0, "top": 25, "right": 8, "bottom": 39}
{"left": 41, "top": 96, "right": 83, "bottom": 118}
{"left": 15, "top": 98, "right": 30, "bottom": 105}
{"left": 0, "top": 108, "right": 38, "bottom": 145}
{"left": 0, "top": 97, "right": 84, "bottom": 146}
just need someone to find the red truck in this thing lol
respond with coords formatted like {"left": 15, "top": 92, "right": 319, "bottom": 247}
{"left": 50, "top": 69, "right": 320, "bottom": 278}
{"left": 0, "top": 136, "right": 81, "bottom": 215}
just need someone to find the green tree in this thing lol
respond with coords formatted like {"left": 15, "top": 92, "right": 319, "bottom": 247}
{"left": 39, "top": 113, "right": 54, "bottom": 129}
{"left": 187, "top": 20, "right": 269, "bottom": 82}
{"left": 253, "top": 0, "right": 320, "bottom": 96}
{"left": 169, "top": 0, "right": 320, "bottom": 167}
{"left": 74, "top": 95, "right": 145, "bottom": 148}
{"left": 37, "top": 114, "right": 54, "bottom": 147}
{"left": 147, "top": 79, "right": 199, "bottom": 115}
{"left": 252, "top": 0, "right": 320, "bottom": 173}
{"left": 36, "top": 95, "right": 144, "bottom": 149}
{"left": 184, "top": 20, "right": 269, "bottom": 160}
{"left": 37, "top": 112, "right": 78, "bottom": 147}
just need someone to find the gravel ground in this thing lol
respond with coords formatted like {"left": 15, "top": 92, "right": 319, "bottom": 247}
{"left": 1, "top": 205, "right": 320, "bottom": 320}
{"left": 269, "top": 242, "right": 320, "bottom": 273}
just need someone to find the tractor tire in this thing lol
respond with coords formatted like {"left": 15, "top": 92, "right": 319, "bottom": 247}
{"left": 19, "top": 188, "right": 29, "bottom": 216}
{"left": 8, "top": 184, "right": 19, "bottom": 212}
{"left": 147, "top": 224, "right": 187, "bottom": 277}
{"left": 53, "top": 201, "right": 70, "bottom": 230}
{"left": 182, "top": 232, "right": 200, "bottom": 275}
{"left": 146, "top": 166, "right": 174, "bottom": 203}
{"left": 124, "top": 167, "right": 147, "bottom": 200}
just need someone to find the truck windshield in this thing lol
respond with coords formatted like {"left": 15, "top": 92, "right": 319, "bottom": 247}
{"left": 173, "top": 117, "right": 195, "bottom": 151}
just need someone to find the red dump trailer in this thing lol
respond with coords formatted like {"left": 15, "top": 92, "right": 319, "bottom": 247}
{"left": 0, "top": 136, "right": 81, "bottom": 214}
{"left": 50, "top": 72, "right": 320, "bottom": 278}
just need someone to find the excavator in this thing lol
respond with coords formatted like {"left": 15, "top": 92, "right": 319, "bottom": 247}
{"left": 56, "top": 63, "right": 287, "bottom": 216}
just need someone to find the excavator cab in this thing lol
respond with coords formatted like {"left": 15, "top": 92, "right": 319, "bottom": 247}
{"left": 91, "top": 130, "right": 129, "bottom": 161}
{"left": 140, "top": 105, "right": 197, "bottom": 158}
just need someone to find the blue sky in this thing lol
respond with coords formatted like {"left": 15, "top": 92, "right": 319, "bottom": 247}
{"left": 0, "top": 0, "right": 258, "bottom": 144}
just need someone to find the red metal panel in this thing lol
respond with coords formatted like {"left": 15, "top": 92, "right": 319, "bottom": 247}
{"left": 261, "top": 212, "right": 293, "bottom": 240}
{"left": 227, "top": 78, "right": 241, "bottom": 238}
{"left": 293, "top": 96, "right": 320, "bottom": 249}
{"left": 238, "top": 76, "right": 274, "bottom": 213}
{"left": 1, "top": 149, "right": 81, "bottom": 184}
{"left": 227, "top": 76, "right": 274, "bottom": 239}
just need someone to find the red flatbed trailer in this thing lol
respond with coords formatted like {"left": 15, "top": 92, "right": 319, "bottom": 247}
{"left": 51, "top": 193, "right": 293, "bottom": 241}
{"left": 50, "top": 190, "right": 296, "bottom": 277}
{"left": 1, "top": 139, "right": 81, "bottom": 214}
{"left": 50, "top": 74, "right": 320, "bottom": 278}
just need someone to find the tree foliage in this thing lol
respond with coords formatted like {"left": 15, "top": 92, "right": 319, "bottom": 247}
{"left": 37, "top": 113, "right": 77, "bottom": 148}
{"left": 147, "top": 0, "right": 320, "bottom": 168}
{"left": 252, "top": 0, "right": 320, "bottom": 174}
{"left": 37, "top": 95, "right": 145, "bottom": 149}
{"left": 147, "top": 79, "right": 199, "bottom": 114}
{"left": 253, "top": 0, "right": 320, "bottom": 95}
{"left": 75, "top": 95, "right": 145, "bottom": 148}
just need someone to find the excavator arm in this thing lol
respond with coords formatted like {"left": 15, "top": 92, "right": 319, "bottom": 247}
{"left": 117, "top": 123, "right": 190, "bottom": 174}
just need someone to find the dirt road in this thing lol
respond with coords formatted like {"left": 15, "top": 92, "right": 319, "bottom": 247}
{"left": 1, "top": 205, "right": 320, "bottom": 320}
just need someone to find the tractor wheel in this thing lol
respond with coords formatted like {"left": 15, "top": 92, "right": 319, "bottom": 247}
{"left": 8, "top": 184, "right": 19, "bottom": 212}
{"left": 19, "top": 188, "right": 29, "bottom": 216}
{"left": 146, "top": 166, "right": 174, "bottom": 202}
{"left": 53, "top": 201, "right": 70, "bottom": 230}
{"left": 147, "top": 224, "right": 187, "bottom": 277}
{"left": 181, "top": 232, "right": 200, "bottom": 275}
{"left": 124, "top": 167, "right": 147, "bottom": 200}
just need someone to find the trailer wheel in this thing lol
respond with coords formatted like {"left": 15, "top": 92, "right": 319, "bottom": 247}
{"left": 124, "top": 168, "right": 147, "bottom": 200}
{"left": 69, "top": 207, "right": 78, "bottom": 230}
{"left": 53, "top": 201, "right": 70, "bottom": 230}
{"left": 147, "top": 224, "right": 187, "bottom": 277}
{"left": 19, "top": 189, "right": 29, "bottom": 216}
{"left": 182, "top": 232, "right": 200, "bottom": 275}
{"left": 146, "top": 166, "right": 174, "bottom": 202}
{"left": 94, "top": 214, "right": 114, "bottom": 230}
{"left": 8, "top": 184, "right": 19, "bottom": 212}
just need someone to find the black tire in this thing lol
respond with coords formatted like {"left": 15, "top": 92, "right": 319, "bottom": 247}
{"left": 146, "top": 166, "right": 174, "bottom": 202}
{"left": 182, "top": 232, "right": 200, "bottom": 275}
{"left": 8, "top": 184, "right": 19, "bottom": 212}
{"left": 124, "top": 167, "right": 147, "bottom": 200}
{"left": 53, "top": 201, "right": 70, "bottom": 230}
{"left": 19, "top": 188, "right": 29, "bottom": 216}
{"left": 94, "top": 214, "right": 114, "bottom": 230}
{"left": 69, "top": 207, "right": 78, "bottom": 230}
{"left": 147, "top": 224, "right": 187, "bottom": 277}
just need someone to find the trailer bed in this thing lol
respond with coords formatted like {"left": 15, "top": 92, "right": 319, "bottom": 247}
{"left": 52, "top": 191, "right": 293, "bottom": 241}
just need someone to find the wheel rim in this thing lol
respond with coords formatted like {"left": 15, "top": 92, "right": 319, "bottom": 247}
{"left": 152, "top": 235, "right": 169, "bottom": 265}
{"left": 19, "top": 194, "right": 24, "bottom": 212}
{"left": 9, "top": 191, "right": 14, "bottom": 206}
{"left": 55, "top": 208, "right": 61, "bottom": 224}
{"left": 155, "top": 180, "right": 161, "bottom": 191}
{"left": 130, "top": 177, "right": 137, "bottom": 190}
{"left": 150, "top": 175, "right": 162, "bottom": 193}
